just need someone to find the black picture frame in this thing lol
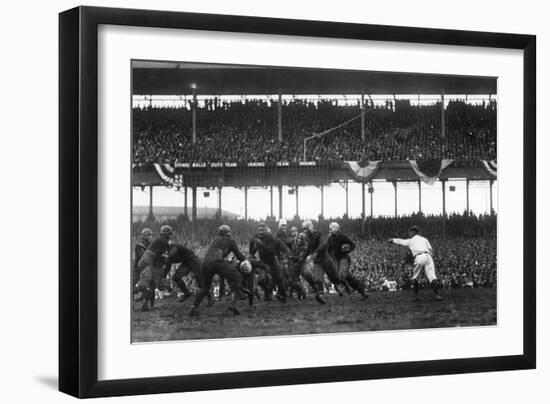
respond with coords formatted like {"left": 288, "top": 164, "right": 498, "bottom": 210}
{"left": 59, "top": 6, "right": 536, "bottom": 398}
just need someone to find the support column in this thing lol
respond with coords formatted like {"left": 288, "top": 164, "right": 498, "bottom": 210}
{"left": 369, "top": 181, "right": 374, "bottom": 219}
{"left": 270, "top": 185, "right": 274, "bottom": 218}
{"left": 217, "top": 186, "right": 222, "bottom": 218}
{"left": 192, "top": 86, "right": 197, "bottom": 145}
{"left": 191, "top": 186, "right": 197, "bottom": 221}
{"left": 148, "top": 185, "right": 153, "bottom": 217}
{"left": 278, "top": 185, "right": 283, "bottom": 219}
{"left": 466, "top": 179, "right": 470, "bottom": 215}
{"left": 418, "top": 180, "right": 422, "bottom": 214}
{"left": 489, "top": 180, "right": 494, "bottom": 215}
{"left": 393, "top": 181, "right": 398, "bottom": 218}
{"left": 184, "top": 186, "right": 188, "bottom": 218}
{"left": 361, "top": 182, "right": 366, "bottom": 233}
{"left": 278, "top": 92, "right": 283, "bottom": 142}
{"left": 295, "top": 186, "right": 299, "bottom": 218}
{"left": 441, "top": 91, "right": 445, "bottom": 138}
{"left": 361, "top": 91, "right": 365, "bottom": 140}
{"left": 345, "top": 181, "right": 349, "bottom": 218}
{"left": 369, "top": 181, "right": 374, "bottom": 238}
{"left": 441, "top": 180, "right": 447, "bottom": 238}
{"left": 244, "top": 186, "right": 248, "bottom": 220}
{"left": 320, "top": 185, "right": 325, "bottom": 219}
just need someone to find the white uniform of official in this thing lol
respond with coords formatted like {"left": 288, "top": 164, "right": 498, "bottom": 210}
{"left": 392, "top": 235, "right": 437, "bottom": 282}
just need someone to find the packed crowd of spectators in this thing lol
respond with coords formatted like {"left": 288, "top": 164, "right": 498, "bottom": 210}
{"left": 134, "top": 212, "right": 496, "bottom": 291}
{"left": 133, "top": 211, "right": 496, "bottom": 243}
{"left": 352, "top": 237, "right": 496, "bottom": 291}
{"left": 133, "top": 98, "right": 497, "bottom": 164}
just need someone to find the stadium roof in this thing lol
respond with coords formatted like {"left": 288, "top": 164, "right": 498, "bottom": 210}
{"left": 132, "top": 61, "right": 497, "bottom": 96}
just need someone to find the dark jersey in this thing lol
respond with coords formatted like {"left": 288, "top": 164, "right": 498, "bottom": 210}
{"left": 164, "top": 244, "right": 201, "bottom": 277}
{"left": 290, "top": 240, "right": 309, "bottom": 264}
{"left": 249, "top": 233, "right": 290, "bottom": 264}
{"left": 276, "top": 230, "right": 294, "bottom": 250}
{"left": 134, "top": 240, "right": 150, "bottom": 269}
{"left": 143, "top": 237, "right": 170, "bottom": 266}
{"left": 305, "top": 230, "right": 324, "bottom": 256}
{"left": 204, "top": 236, "right": 245, "bottom": 263}
{"left": 326, "top": 232, "right": 355, "bottom": 261}
{"left": 246, "top": 258, "right": 270, "bottom": 274}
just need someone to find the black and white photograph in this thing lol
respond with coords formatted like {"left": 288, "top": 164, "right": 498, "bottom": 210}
{"left": 131, "top": 61, "right": 498, "bottom": 343}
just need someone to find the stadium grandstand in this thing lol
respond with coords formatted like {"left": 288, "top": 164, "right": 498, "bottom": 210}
{"left": 133, "top": 62, "right": 496, "bottom": 164}
{"left": 132, "top": 61, "right": 497, "bottom": 232}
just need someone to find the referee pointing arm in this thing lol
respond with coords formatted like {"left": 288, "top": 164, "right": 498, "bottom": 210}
{"left": 388, "top": 226, "right": 443, "bottom": 301}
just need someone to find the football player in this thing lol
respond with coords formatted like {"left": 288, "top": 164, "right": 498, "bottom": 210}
{"left": 249, "top": 222, "right": 290, "bottom": 303}
{"left": 164, "top": 243, "right": 214, "bottom": 305}
{"left": 188, "top": 225, "right": 253, "bottom": 316}
{"left": 326, "top": 222, "right": 368, "bottom": 300}
{"left": 302, "top": 220, "right": 343, "bottom": 295}
{"left": 290, "top": 232, "right": 326, "bottom": 304}
{"left": 135, "top": 225, "right": 173, "bottom": 311}
{"left": 133, "top": 228, "right": 153, "bottom": 295}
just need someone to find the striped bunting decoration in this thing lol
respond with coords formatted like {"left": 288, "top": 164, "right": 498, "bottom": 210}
{"left": 153, "top": 163, "right": 175, "bottom": 185}
{"left": 481, "top": 160, "right": 497, "bottom": 177}
{"left": 409, "top": 159, "right": 454, "bottom": 185}
{"left": 342, "top": 160, "right": 381, "bottom": 182}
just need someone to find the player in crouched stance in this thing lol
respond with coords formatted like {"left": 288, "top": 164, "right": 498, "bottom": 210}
{"left": 135, "top": 225, "right": 173, "bottom": 311}
{"left": 326, "top": 222, "right": 368, "bottom": 300}
{"left": 133, "top": 228, "right": 153, "bottom": 297}
{"left": 250, "top": 222, "right": 290, "bottom": 303}
{"left": 188, "top": 225, "right": 253, "bottom": 317}
{"left": 163, "top": 243, "right": 209, "bottom": 304}
{"left": 388, "top": 226, "right": 443, "bottom": 301}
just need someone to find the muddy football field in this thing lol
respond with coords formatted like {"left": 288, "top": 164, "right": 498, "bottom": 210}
{"left": 132, "top": 288, "right": 496, "bottom": 342}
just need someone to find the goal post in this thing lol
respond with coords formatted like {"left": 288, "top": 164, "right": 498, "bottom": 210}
{"left": 302, "top": 108, "right": 372, "bottom": 161}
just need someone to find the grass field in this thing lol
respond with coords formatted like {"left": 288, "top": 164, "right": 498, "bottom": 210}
{"left": 132, "top": 288, "right": 496, "bottom": 343}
